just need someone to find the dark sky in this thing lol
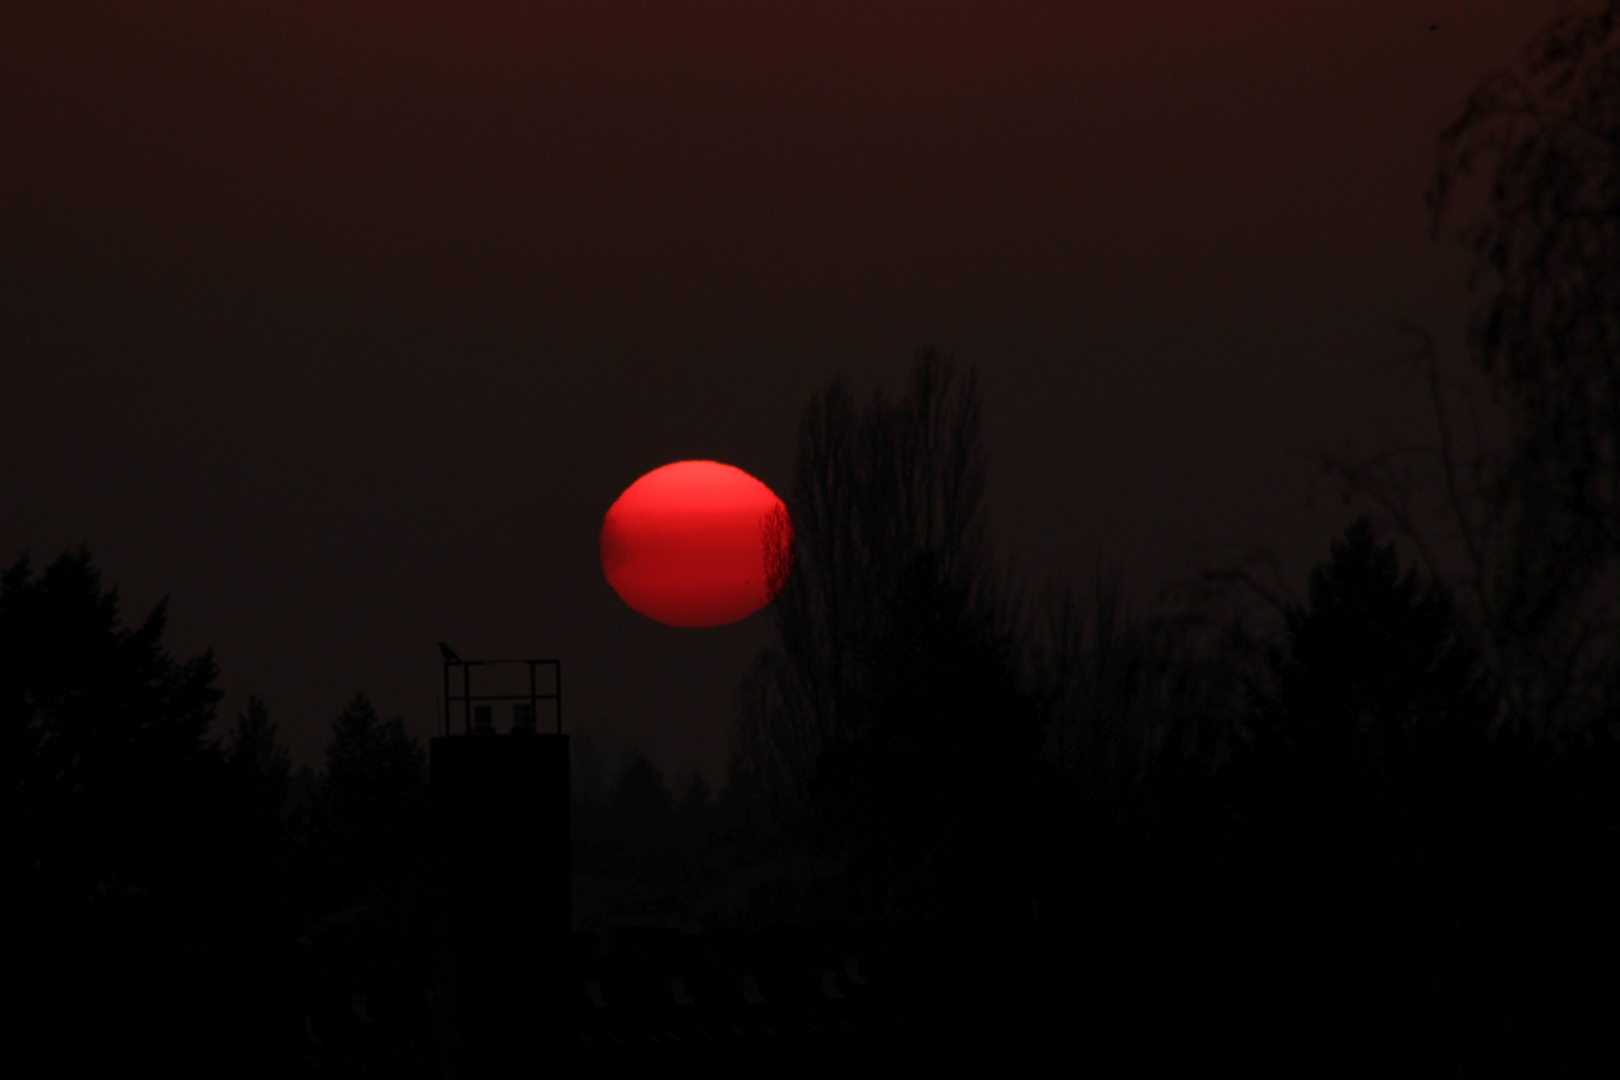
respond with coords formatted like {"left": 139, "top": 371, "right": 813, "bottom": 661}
{"left": 1, "top": 1, "right": 1562, "bottom": 782}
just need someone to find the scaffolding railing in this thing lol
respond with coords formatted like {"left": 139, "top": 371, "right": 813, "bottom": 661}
{"left": 441, "top": 655, "right": 561, "bottom": 736}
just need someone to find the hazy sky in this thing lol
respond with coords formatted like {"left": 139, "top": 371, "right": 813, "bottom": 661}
{"left": 1, "top": 1, "right": 1570, "bottom": 782}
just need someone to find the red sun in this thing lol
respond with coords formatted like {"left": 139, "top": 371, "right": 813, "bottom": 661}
{"left": 601, "top": 460, "right": 792, "bottom": 628}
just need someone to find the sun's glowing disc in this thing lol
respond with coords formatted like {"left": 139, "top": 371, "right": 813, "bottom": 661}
{"left": 600, "top": 460, "right": 792, "bottom": 628}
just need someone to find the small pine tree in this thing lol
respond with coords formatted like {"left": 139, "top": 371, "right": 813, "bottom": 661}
{"left": 607, "top": 749, "right": 675, "bottom": 841}
{"left": 226, "top": 694, "right": 291, "bottom": 831}
{"left": 298, "top": 693, "right": 428, "bottom": 922}
{"left": 1256, "top": 516, "right": 1493, "bottom": 829}
{"left": 681, "top": 769, "right": 713, "bottom": 814}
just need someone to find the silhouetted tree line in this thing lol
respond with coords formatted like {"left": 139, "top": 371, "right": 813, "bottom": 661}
{"left": 708, "top": 8, "right": 1620, "bottom": 1068}
{"left": 0, "top": 546, "right": 768, "bottom": 1072}
{"left": 719, "top": 342, "right": 1615, "bottom": 1067}
{"left": 568, "top": 741, "right": 776, "bottom": 931}
{"left": 5, "top": 549, "right": 238, "bottom": 1069}
{"left": 2, "top": 549, "right": 441, "bottom": 1074}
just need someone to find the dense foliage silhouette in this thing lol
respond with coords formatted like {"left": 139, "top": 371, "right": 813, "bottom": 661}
{"left": 1, "top": 549, "right": 259, "bottom": 1068}
{"left": 290, "top": 693, "right": 434, "bottom": 1073}
{"left": 1329, "top": 1, "right": 1619, "bottom": 743}
{"left": 733, "top": 350, "right": 1044, "bottom": 928}
{"left": 1227, "top": 519, "right": 1495, "bottom": 1063}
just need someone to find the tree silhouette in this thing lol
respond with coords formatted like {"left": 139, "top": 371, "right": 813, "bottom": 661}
{"left": 225, "top": 694, "right": 291, "bottom": 855}
{"left": 1234, "top": 518, "right": 1503, "bottom": 1064}
{"left": 603, "top": 748, "right": 676, "bottom": 846}
{"left": 218, "top": 695, "right": 294, "bottom": 953}
{"left": 612, "top": 748, "right": 673, "bottom": 810}
{"left": 1031, "top": 570, "right": 1250, "bottom": 825}
{"left": 1249, "top": 518, "right": 1493, "bottom": 845}
{"left": 289, "top": 693, "right": 434, "bottom": 1071}
{"left": 1307, "top": 16, "right": 1620, "bottom": 1057}
{"left": 678, "top": 768, "right": 712, "bottom": 819}
{"left": 2, "top": 548, "right": 235, "bottom": 1065}
{"left": 734, "top": 350, "right": 1041, "bottom": 925}
{"left": 1426, "top": 2, "right": 1617, "bottom": 738}
{"left": 297, "top": 693, "right": 428, "bottom": 924}
{"left": 4, "top": 548, "right": 225, "bottom": 904}
{"left": 1320, "top": 5, "right": 1618, "bottom": 751}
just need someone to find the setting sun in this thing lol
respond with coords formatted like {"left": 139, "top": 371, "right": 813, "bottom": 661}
{"left": 600, "top": 460, "right": 791, "bottom": 628}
